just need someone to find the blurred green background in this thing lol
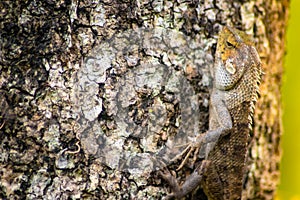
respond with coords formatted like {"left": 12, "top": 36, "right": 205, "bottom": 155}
{"left": 277, "top": 0, "right": 300, "bottom": 199}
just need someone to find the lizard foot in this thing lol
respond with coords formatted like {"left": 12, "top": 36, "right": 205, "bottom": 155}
{"left": 170, "top": 135, "right": 204, "bottom": 171}
{"left": 159, "top": 162, "right": 208, "bottom": 200}
{"left": 158, "top": 168, "right": 181, "bottom": 200}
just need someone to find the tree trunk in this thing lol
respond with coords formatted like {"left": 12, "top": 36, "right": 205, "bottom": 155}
{"left": 0, "top": 0, "right": 288, "bottom": 199}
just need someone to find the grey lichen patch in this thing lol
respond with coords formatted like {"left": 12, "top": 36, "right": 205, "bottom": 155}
{"left": 136, "top": 186, "right": 164, "bottom": 200}
{"left": 141, "top": 97, "right": 167, "bottom": 152}
{"left": 71, "top": 29, "right": 214, "bottom": 195}
{"left": 0, "top": 165, "right": 25, "bottom": 197}
{"left": 76, "top": 27, "right": 96, "bottom": 55}
{"left": 152, "top": 0, "right": 163, "bottom": 13}
{"left": 45, "top": 176, "right": 86, "bottom": 200}
{"left": 76, "top": 59, "right": 198, "bottom": 173}
{"left": 43, "top": 124, "right": 61, "bottom": 151}
{"left": 55, "top": 151, "right": 76, "bottom": 169}
{"left": 0, "top": 0, "right": 224, "bottom": 199}
{"left": 240, "top": 1, "right": 256, "bottom": 32}
{"left": 87, "top": 159, "right": 105, "bottom": 191}
{"left": 80, "top": 123, "right": 104, "bottom": 155}
{"left": 27, "top": 168, "right": 51, "bottom": 199}
{"left": 91, "top": 4, "right": 106, "bottom": 27}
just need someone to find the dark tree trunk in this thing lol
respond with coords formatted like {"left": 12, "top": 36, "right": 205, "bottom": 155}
{"left": 0, "top": 0, "right": 288, "bottom": 199}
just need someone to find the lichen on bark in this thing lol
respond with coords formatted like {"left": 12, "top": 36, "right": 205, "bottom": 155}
{"left": 0, "top": 0, "right": 287, "bottom": 199}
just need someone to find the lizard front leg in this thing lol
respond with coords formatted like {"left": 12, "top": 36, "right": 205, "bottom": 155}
{"left": 160, "top": 90, "right": 233, "bottom": 198}
{"left": 173, "top": 90, "right": 233, "bottom": 170}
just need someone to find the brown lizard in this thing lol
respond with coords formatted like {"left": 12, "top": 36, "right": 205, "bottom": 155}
{"left": 159, "top": 26, "right": 262, "bottom": 200}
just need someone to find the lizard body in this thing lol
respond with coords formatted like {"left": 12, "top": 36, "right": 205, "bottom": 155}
{"left": 160, "top": 26, "right": 262, "bottom": 200}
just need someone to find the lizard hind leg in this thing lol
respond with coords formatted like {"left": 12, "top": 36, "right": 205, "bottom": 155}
{"left": 159, "top": 160, "right": 209, "bottom": 200}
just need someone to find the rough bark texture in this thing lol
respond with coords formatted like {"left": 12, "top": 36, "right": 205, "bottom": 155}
{"left": 0, "top": 0, "right": 288, "bottom": 199}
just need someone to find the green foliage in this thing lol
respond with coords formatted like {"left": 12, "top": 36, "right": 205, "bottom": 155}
{"left": 278, "top": 0, "right": 300, "bottom": 199}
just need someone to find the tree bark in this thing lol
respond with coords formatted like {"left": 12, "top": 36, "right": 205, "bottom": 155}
{"left": 0, "top": 0, "right": 288, "bottom": 199}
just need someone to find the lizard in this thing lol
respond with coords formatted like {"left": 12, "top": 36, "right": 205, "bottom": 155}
{"left": 159, "top": 26, "right": 262, "bottom": 200}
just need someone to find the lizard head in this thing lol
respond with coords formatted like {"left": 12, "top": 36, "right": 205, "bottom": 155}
{"left": 214, "top": 26, "right": 261, "bottom": 91}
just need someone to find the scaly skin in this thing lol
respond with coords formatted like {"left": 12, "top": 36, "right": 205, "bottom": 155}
{"left": 160, "top": 26, "right": 262, "bottom": 200}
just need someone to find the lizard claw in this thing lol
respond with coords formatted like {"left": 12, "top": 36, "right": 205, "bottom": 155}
{"left": 158, "top": 168, "right": 180, "bottom": 200}
{"left": 159, "top": 168, "right": 178, "bottom": 189}
{"left": 171, "top": 135, "right": 204, "bottom": 171}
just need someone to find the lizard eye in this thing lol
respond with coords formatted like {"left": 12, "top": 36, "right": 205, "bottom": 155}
{"left": 226, "top": 41, "right": 235, "bottom": 48}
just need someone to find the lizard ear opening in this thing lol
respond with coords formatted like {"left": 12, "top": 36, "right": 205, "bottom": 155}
{"left": 225, "top": 60, "right": 236, "bottom": 74}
